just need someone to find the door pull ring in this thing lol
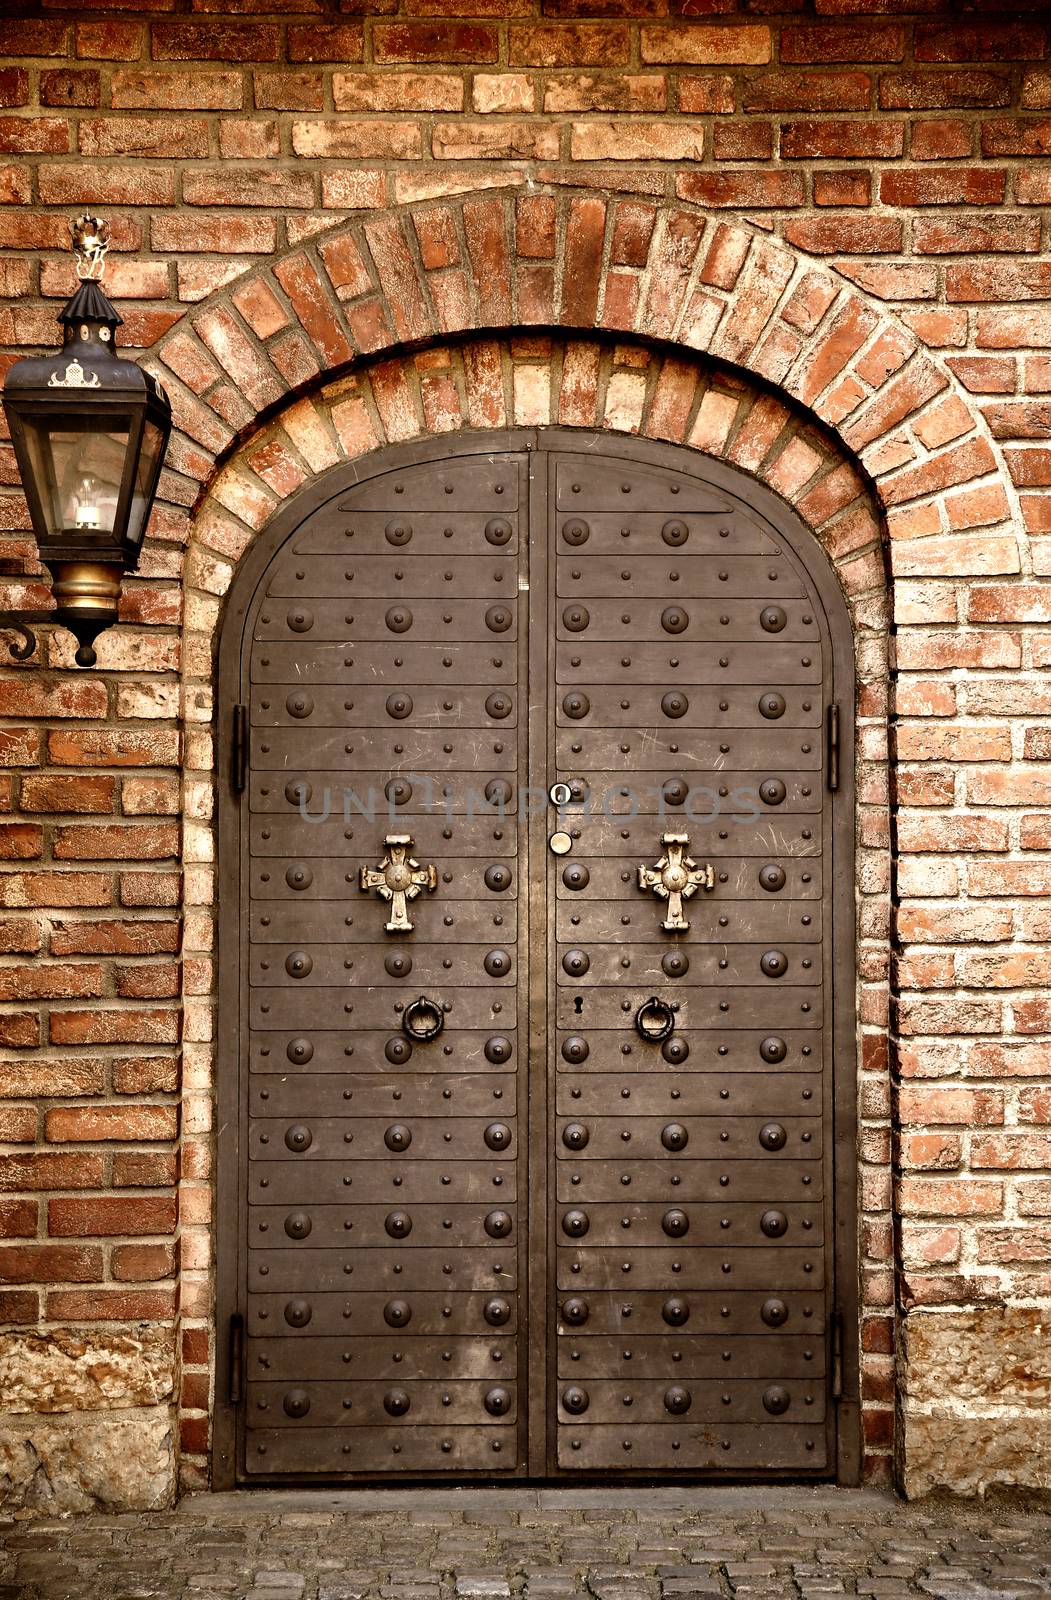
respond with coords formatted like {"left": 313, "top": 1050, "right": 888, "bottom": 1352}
{"left": 402, "top": 996, "right": 445, "bottom": 1042}
{"left": 635, "top": 996, "right": 678, "bottom": 1043}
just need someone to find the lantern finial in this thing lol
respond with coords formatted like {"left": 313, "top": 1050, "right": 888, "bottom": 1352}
{"left": 70, "top": 214, "right": 110, "bottom": 282}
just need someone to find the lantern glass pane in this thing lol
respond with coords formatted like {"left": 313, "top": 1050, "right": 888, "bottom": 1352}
{"left": 126, "top": 418, "right": 165, "bottom": 551}
{"left": 22, "top": 413, "right": 132, "bottom": 539}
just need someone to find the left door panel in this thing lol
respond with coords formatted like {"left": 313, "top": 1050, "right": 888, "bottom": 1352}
{"left": 236, "top": 451, "right": 531, "bottom": 1479}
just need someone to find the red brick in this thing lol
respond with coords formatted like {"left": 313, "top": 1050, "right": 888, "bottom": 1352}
{"left": 0, "top": 823, "right": 42, "bottom": 861}
{"left": 334, "top": 72, "right": 462, "bottom": 113}
{"left": 120, "top": 872, "right": 181, "bottom": 909}
{"left": 75, "top": 22, "right": 141, "bottom": 61}
{"left": 286, "top": 24, "right": 363, "bottom": 64}
{"left": 640, "top": 25, "right": 771, "bottom": 66}
{"left": 53, "top": 824, "right": 178, "bottom": 862}
{"left": 915, "top": 24, "right": 1046, "bottom": 63}
{"left": 112, "top": 1243, "right": 176, "bottom": 1282}
{"left": 152, "top": 22, "right": 279, "bottom": 62}
{"left": 49, "top": 1008, "right": 180, "bottom": 1047}
{"left": 436, "top": 120, "right": 559, "bottom": 162}
{"left": 44, "top": 1104, "right": 178, "bottom": 1144}
{"left": 0, "top": 1198, "right": 36, "bottom": 1239}
{"left": 40, "top": 70, "right": 99, "bottom": 110}
{"left": 677, "top": 76, "right": 735, "bottom": 116}
{"left": 20, "top": 775, "right": 116, "bottom": 815}
{"left": 0, "top": 21, "right": 68, "bottom": 56}
{"left": 182, "top": 168, "right": 314, "bottom": 211}
{"left": 48, "top": 1196, "right": 177, "bottom": 1238}
{"left": 375, "top": 24, "right": 499, "bottom": 65}
{"left": 910, "top": 119, "right": 974, "bottom": 161}
{"left": 880, "top": 71, "right": 1011, "bottom": 110}
{"left": 0, "top": 1243, "right": 104, "bottom": 1285}
{"left": 783, "top": 216, "right": 902, "bottom": 255}
{"left": 48, "top": 1287, "right": 176, "bottom": 1321}
{"left": 39, "top": 162, "right": 175, "bottom": 208}
{"left": 948, "top": 262, "right": 1051, "bottom": 304}
{"left": 676, "top": 171, "right": 804, "bottom": 209}
{"left": 781, "top": 23, "right": 905, "bottom": 64}
{"left": 813, "top": 171, "right": 871, "bottom": 207}
{"left": 972, "top": 1134, "right": 1051, "bottom": 1170}
{"left": 743, "top": 70, "right": 870, "bottom": 113}
{"left": 880, "top": 169, "right": 1006, "bottom": 207}
{"left": 0, "top": 69, "right": 28, "bottom": 109}
{"left": 900, "top": 1180, "right": 1003, "bottom": 1217}
{"left": 782, "top": 120, "right": 903, "bottom": 160}
{"left": 712, "top": 122, "right": 773, "bottom": 162}
{"left": 546, "top": 73, "right": 666, "bottom": 115}
{"left": 114, "top": 1151, "right": 179, "bottom": 1189}
{"left": 112, "top": 1056, "right": 179, "bottom": 1095}
{"left": 916, "top": 217, "right": 1041, "bottom": 256}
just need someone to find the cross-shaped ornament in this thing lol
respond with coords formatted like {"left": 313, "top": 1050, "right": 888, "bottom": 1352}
{"left": 638, "top": 831, "right": 714, "bottom": 932}
{"left": 360, "top": 833, "right": 437, "bottom": 934}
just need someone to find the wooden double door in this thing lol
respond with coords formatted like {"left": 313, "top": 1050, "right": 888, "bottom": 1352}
{"left": 215, "top": 429, "right": 858, "bottom": 1485}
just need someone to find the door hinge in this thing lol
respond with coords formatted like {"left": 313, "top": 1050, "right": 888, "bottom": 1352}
{"left": 826, "top": 702, "right": 840, "bottom": 793}
{"left": 232, "top": 703, "right": 247, "bottom": 795}
{"left": 830, "top": 1309, "right": 844, "bottom": 1401}
{"left": 228, "top": 1312, "right": 244, "bottom": 1403}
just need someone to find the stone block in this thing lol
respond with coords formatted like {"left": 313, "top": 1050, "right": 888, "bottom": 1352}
{"left": 0, "top": 1326, "right": 175, "bottom": 1412}
{"left": 0, "top": 1406, "right": 176, "bottom": 1511}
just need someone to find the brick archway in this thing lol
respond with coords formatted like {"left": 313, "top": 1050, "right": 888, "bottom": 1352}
{"left": 160, "top": 191, "right": 1026, "bottom": 1500}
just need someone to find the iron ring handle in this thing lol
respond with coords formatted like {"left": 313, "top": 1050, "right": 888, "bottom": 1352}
{"left": 402, "top": 995, "right": 445, "bottom": 1042}
{"left": 634, "top": 995, "right": 678, "bottom": 1042}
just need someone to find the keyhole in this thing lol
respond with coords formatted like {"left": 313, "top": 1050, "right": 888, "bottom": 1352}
{"left": 574, "top": 995, "right": 584, "bottom": 1015}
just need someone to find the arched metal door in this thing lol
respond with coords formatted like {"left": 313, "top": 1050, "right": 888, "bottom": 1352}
{"left": 214, "top": 429, "right": 859, "bottom": 1485}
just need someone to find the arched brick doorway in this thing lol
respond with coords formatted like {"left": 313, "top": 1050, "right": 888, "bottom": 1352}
{"left": 211, "top": 423, "right": 859, "bottom": 1486}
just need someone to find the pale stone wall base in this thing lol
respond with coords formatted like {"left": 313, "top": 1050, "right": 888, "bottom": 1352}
{"left": 0, "top": 1408, "right": 177, "bottom": 1513}
{"left": 900, "top": 1307, "right": 1051, "bottom": 1498}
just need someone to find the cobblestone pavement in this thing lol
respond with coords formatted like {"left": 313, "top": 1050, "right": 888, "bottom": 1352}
{"left": 2, "top": 1486, "right": 1050, "bottom": 1600}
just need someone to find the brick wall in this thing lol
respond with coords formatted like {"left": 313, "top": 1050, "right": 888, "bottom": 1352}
{"left": 0, "top": 0, "right": 1049, "bottom": 1506}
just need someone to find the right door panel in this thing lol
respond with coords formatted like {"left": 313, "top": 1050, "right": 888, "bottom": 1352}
{"left": 546, "top": 448, "right": 841, "bottom": 1475}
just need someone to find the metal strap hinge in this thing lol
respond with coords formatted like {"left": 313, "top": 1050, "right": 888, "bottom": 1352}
{"left": 830, "top": 1309, "right": 843, "bottom": 1401}
{"left": 228, "top": 1312, "right": 244, "bottom": 1403}
{"left": 827, "top": 703, "right": 840, "bottom": 793}
{"left": 232, "top": 704, "right": 247, "bottom": 795}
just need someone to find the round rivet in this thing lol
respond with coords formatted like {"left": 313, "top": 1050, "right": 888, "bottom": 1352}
{"left": 485, "top": 778, "right": 513, "bottom": 807}
{"left": 385, "top": 519, "right": 412, "bottom": 546}
{"left": 760, "top": 1036, "right": 787, "bottom": 1064}
{"left": 384, "top": 1388, "right": 410, "bottom": 1416}
{"left": 759, "top": 1123, "right": 788, "bottom": 1152}
{"left": 484, "top": 1297, "right": 511, "bottom": 1326}
{"left": 486, "top": 692, "right": 512, "bottom": 720}
{"left": 284, "top": 1298, "right": 311, "bottom": 1328}
{"left": 485, "top": 1210, "right": 512, "bottom": 1238}
{"left": 484, "top": 1122, "right": 512, "bottom": 1151}
{"left": 662, "top": 519, "right": 689, "bottom": 547}
{"left": 286, "top": 607, "right": 313, "bottom": 634}
{"left": 760, "top": 606, "right": 787, "bottom": 633}
{"left": 661, "top": 691, "right": 688, "bottom": 720}
{"left": 662, "top": 1035, "right": 689, "bottom": 1065}
{"left": 761, "top": 950, "right": 789, "bottom": 978}
{"left": 661, "top": 1123, "right": 688, "bottom": 1152}
{"left": 384, "top": 1299, "right": 411, "bottom": 1327}
{"left": 561, "top": 1385, "right": 589, "bottom": 1414}
{"left": 562, "top": 692, "right": 590, "bottom": 719}
{"left": 562, "top": 605, "right": 590, "bottom": 632}
{"left": 284, "top": 1212, "right": 311, "bottom": 1240}
{"left": 284, "top": 1124, "right": 312, "bottom": 1153}
{"left": 759, "top": 864, "right": 787, "bottom": 892}
{"left": 384, "top": 1124, "right": 412, "bottom": 1152}
{"left": 384, "top": 951, "right": 412, "bottom": 978}
{"left": 562, "top": 1209, "right": 589, "bottom": 1238}
{"left": 562, "top": 518, "right": 590, "bottom": 546}
{"left": 562, "top": 1297, "right": 589, "bottom": 1325}
{"left": 562, "top": 948, "right": 590, "bottom": 977}
{"left": 485, "top": 517, "right": 513, "bottom": 546}
{"left": 484, "top": 864, "right": 511, "bottom": 893}
{"left": 283, "top": 1388, "right": 310, "bottom": 1418}
{"left": 759, "top": 778, "right": 787, "bottom": 807}
{"left": 759, "top": 692, "right": 786, "bottom": 720}
{"left": 484, "top": 1385, "right": 512, "bottom": 1415}
{"left": 763, "top": 1385, "right": 791, "bottom": 1415}
{"left": 287, "top": 1038, "right": 313, "bottom": 1065}
{"left": 484, "top": 1035, "right": 513, "bottom": 1064}
{"left": 761, "top": 1297, "right": 789, "bottom": 1328}
{"left": 485, "top": 605, "right": 513, "bottom": 633}
{"left": 386, "top": 693, "right": 413, "bottom": 720}
{"left": 286, "top": 692, "right": 313, "bottom": 720}
{"left": 662, "top": 1208, "right": 689, "bottom": 1238}
{"left": 661, "top": 950, "right": 689, "bottom": 979}
{"left": 385, "top": 1210, "right": 412, "bottom": 1239}
{"left": 562, "top": 862, "right": 590, "bottom": 891}
{"left": 664, "top": 1384, "right": 692, "bottom": 1414}
{"left": 385, "top": 1036, "right": 412, "bottom": 1066}
{"left": 562, "top": 1035, "right": 589, "bottom": 1064}
{"left": 484, "top": 948, "right": 511, "bottom": 977}
{"left": 662, "top": 1297, "right": 689, "bottom": 1327}
{"left": 563, "top": 1122, "right": 590, "bottom": 1151}
{"left": 385, "top": 607, "right": 412, "bottom": 634}
{"left": 761, "top": 1209, "right": 788, "bottom": 1238}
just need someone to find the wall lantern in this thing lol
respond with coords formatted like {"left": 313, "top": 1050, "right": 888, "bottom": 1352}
{"left": 2, "top": 216, "right": 172, "bottom": 666}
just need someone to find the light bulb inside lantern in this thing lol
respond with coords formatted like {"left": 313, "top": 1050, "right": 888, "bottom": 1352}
{"left": 74, "top": 475, "right": 100, "bottom": 530}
